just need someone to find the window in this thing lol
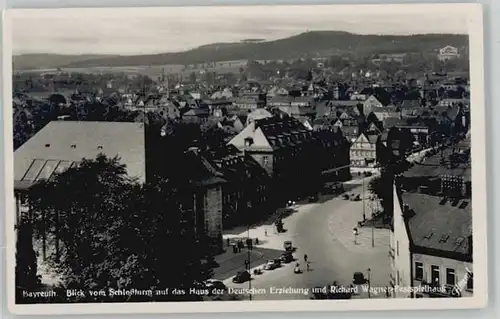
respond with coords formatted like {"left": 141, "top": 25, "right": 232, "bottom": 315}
{"left": 415, "top": 262, "right": 424, "bottom": 281}
{"left": 396, "top": 241, "right": 399, "bottom": 256}
{"left": 262, "top": 156, "right": 269, "bottom": 166}
{"left": 431, "top": 265, "right": 440, "bottom": 286}
{"left": 446, "top": 268, "right": 456, "bottom": 286}
{"left": 467, "top": 273, "right": 473, "bottom": 290}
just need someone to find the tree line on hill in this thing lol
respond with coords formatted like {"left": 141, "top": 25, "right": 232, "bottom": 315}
{"left": 13, "top": 31, "right": 468, "bottom": 70}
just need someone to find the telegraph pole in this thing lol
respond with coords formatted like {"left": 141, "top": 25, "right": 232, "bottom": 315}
{"left": 362, "top": 173, "right": 366, "bottom": 221}
{"left": 371, "top": 201, "right": 375, "bottom": 248}
{"left": 247, "top": 225, "right": 252, "bottom": 301}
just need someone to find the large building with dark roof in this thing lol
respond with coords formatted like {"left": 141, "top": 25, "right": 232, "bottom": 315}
{"left": 228, "top": 114, "right": 322, "bottom": 202}
{"left": 390, "top": 135, "right": 473, "bottom": 299}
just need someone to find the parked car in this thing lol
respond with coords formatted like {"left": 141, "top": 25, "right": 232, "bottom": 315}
{"left": 328, "top": 281, "right": 354, "bottom": 299}
{"left": 286, "top": 200, "right": 296, "bottom": 207}
{"left": 280, "top": 252, "right": 294, "bottom": 263}
{"left": 310, "top": 287, "right": 328, "bottom": 300}
{"left": 308, "top": 194, "right": 319, "bottom": 202}
{"left": 330, "top": 288, "right": 353, "bottom": 299}
{"left": 352, "top": 272, "right": 367, "bottom": 285}
{"left": 205, "top": 279, "right": 226, "bottom": 290}
{"left": 342, "top": 194, "right": 350, "bottom": 200}
{"left": 350, "top": 194, "right": 361, "bottom": 201}
{"left": 232, "top": 271, "right": 251, "bottom": 283}
{"left": 264, "top": 259, "right": 281, "bottom": 270}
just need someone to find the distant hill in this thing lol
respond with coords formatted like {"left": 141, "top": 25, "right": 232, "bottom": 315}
{"left": 13, "top": 54, "right": 120, "bottom": 70}
{"left": 13, "top": 31, "right": 468, "bottom": 70}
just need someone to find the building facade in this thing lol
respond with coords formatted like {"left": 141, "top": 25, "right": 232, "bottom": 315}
{"left": 349, "top": 133, "right": 378, "bottom": 168}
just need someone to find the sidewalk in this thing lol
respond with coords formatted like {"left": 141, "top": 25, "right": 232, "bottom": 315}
{"left": 327, "top": 177, "right": 391, "bottom": 255}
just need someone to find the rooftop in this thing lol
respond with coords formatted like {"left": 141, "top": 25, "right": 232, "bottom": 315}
{"left": 14, "top": 121, "right": 146, "bottom": 188}
{"left": 402, "top": 192, "right": 472, "bottom": 256}
{"left": 228, "top": 115, "right": 311, "bottom": 152}
{"left": 403, "top": 140, "right": 471, "bottom": 181}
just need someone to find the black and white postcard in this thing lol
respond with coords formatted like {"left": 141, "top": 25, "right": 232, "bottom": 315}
{"left": 3, "top": 3, "right": 487, "bottom": 315}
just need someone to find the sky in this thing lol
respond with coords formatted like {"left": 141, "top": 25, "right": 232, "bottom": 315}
{"left": 9, "top": 5, "right": 470, "bottom": 56}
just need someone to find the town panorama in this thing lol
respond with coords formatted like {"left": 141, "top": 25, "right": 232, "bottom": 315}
{"left": 12, "top": 31, "right": 473, "bottom": 303}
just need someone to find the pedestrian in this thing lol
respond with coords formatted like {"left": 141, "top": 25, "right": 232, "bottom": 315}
{"left": 226, "top": 238, "right": 230, "bottom": 247}
{"left": 385, "top": 286, "right": 390, "bottom": 298}
{"left": 306, "top": 261, "right": 311, "bottom": 272}
{"left": 265, "top": 229, "right": 268, "bottom": 237}
{"left": 255, "top": 237, "right": 259, "bottom": 245}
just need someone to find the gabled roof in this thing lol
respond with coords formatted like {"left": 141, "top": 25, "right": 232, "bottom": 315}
{"left": 228, "top": 116, "right": 310, "bottom": 152}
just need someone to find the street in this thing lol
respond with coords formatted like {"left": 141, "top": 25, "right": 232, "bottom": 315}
{"left": 221, "top": 176, "right": 392, "bottom": 300}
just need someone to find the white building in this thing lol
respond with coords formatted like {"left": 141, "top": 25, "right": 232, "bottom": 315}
{"left": 391, "top": 187, "right": 473, "bottom": 298}
{"left": 438, "top": 45, "right": 460, "bottom": 62}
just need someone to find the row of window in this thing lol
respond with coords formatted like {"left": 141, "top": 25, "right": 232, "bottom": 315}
{"left": 414, "top": 262, "right": 473, "bottom": 290}
{"left": 351, "top": 150, "right": 376, "bottom": 157}
{"left": 394, "top": 241, "right": 473, "bottom": 290}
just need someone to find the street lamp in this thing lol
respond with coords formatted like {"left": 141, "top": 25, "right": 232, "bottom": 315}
{"left": 247, "top": 223, "right": 252, "bottom": 301}
{"left": 369, "top": 200, "right": 375, "bottom": 248}
{"left": 362, "top": 173, "right": 366, "bottom": 221}
{"left": 367, "top": 268, "right": 372, "bottom": 298}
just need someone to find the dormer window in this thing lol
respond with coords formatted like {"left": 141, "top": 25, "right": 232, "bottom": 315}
{"left": 244, "top": 137, "right": 254, "bottom": 148}
{"left": 97, "top": 145, "right": 103, "bottom": 150}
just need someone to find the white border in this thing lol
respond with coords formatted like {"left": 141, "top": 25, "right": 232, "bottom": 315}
{"left": 3, "top": 3, "right": 487, "bottom": 315}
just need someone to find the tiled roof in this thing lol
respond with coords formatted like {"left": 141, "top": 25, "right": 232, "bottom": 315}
{"left": 401, "top": 99, "right": 421, "bottom": 108}
{"left": 403, "top": 143, "right": 471, "bottom": 181}
{"left": 402, "top": 192, "right": 472, "bottom": 255}
{"left": 366, "top": 133, "right": 379, "bottom": 144}
{"left": 206, "top": 145, "right": 269, "bottom": 182}
{"left": 14, "top": 121, "right": 146, "bottom": 187}
{"left": 183, "top": 148, "right": 226, "bottom": 187}
{"left": 383, "top": 117, "right": 405, "bottom": 128}
{"left": 329, "top": 100, "right": 361, "bottom": 107}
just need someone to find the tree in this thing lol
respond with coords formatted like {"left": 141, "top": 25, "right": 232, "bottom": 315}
{"left": 368, "top": 173, "right": 393, "bottom": 224}
{"left": 27, "top": 154, "right": 212, "bottom": 302}
{"left": 15, "top": 221, "right": 41, "bottom": 303}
